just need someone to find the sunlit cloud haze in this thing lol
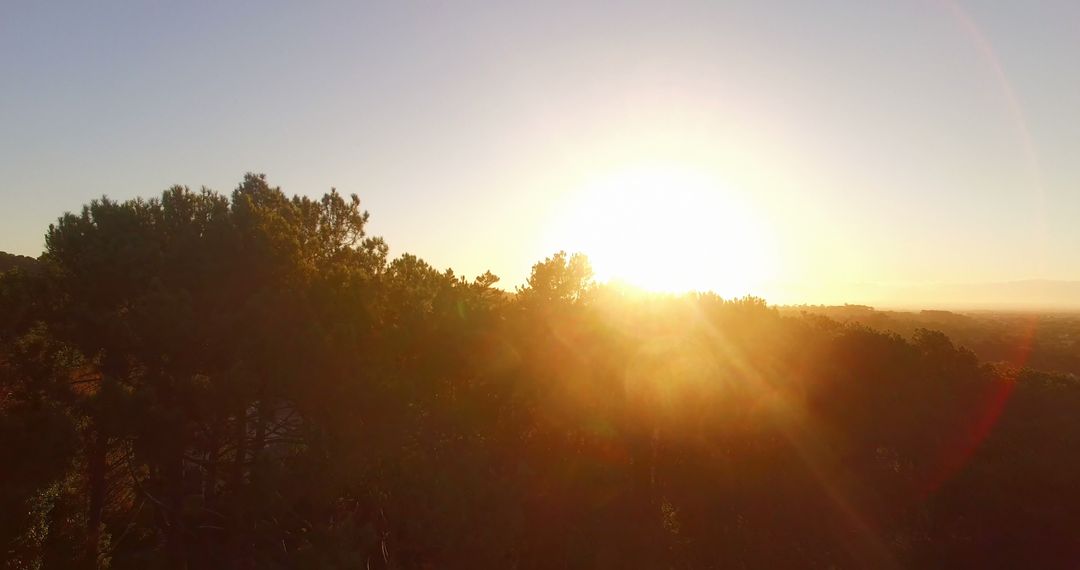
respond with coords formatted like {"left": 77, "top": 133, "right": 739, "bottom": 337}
{"left": 2, "top": 1, "right": 1079, "bottom": 307}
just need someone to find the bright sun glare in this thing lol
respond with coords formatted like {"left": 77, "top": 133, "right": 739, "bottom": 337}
{"left": 547, "top": 164, "right": 776, "bottom": 297}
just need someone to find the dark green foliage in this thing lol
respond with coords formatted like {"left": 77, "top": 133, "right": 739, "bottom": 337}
{"left": 0, "top": 252, "right": 37, "bottom": 275}
{"left": 3, "top": 175, "right": 1080, "bottom": 568}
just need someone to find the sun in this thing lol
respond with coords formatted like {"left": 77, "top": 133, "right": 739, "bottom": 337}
{"left": 544, "top": 164, "right": 776, "bottom": 297}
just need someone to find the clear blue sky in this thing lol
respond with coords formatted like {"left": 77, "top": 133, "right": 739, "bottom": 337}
{"left": 2, "top": 1, "right": 1079, "bottom": 300}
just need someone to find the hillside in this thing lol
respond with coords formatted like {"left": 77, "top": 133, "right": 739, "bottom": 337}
{"left": 784, "top": 305, "right": 1080, "bottom": 377}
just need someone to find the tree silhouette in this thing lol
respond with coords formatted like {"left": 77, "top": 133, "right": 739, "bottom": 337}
{"left": 2, "top": 174, "right": 1080, "bottom": 568}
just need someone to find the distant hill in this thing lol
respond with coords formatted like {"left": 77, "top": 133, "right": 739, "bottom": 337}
{"left": 765, "top": 279, "right": 1080, "bottom": 311}
{"left": 0, "top": 251, "right": 39, "bottom": 274}
{"left": 782, "top": 304, "right": 1080, "bottom": 376}
{"left": 895, "top": 279, "right": 1080, "bottom": 311}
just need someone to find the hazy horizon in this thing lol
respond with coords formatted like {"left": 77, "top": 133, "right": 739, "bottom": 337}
{"left": 4, "top": 1, "right": 1080, "bottom": 306}
{"left": 6, "top": 5, "right": 1080, "bottom": 566}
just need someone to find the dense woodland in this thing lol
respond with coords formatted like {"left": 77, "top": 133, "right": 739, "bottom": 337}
{"left": 2, "top": 174, "right": 1080, "bottom": 569}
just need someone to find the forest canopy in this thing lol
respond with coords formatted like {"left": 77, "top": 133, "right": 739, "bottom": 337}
{"left": 2, "top": 174, "right": 1079, "bottom": 569}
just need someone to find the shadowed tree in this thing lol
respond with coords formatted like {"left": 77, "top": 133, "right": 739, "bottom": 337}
{"left": 4, "top": 175, "right": 1080, "bottom": 569}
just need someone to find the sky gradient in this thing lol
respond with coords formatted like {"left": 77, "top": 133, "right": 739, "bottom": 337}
{"left": 2, "top": 1, "right": 1079, "bottom": 305}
